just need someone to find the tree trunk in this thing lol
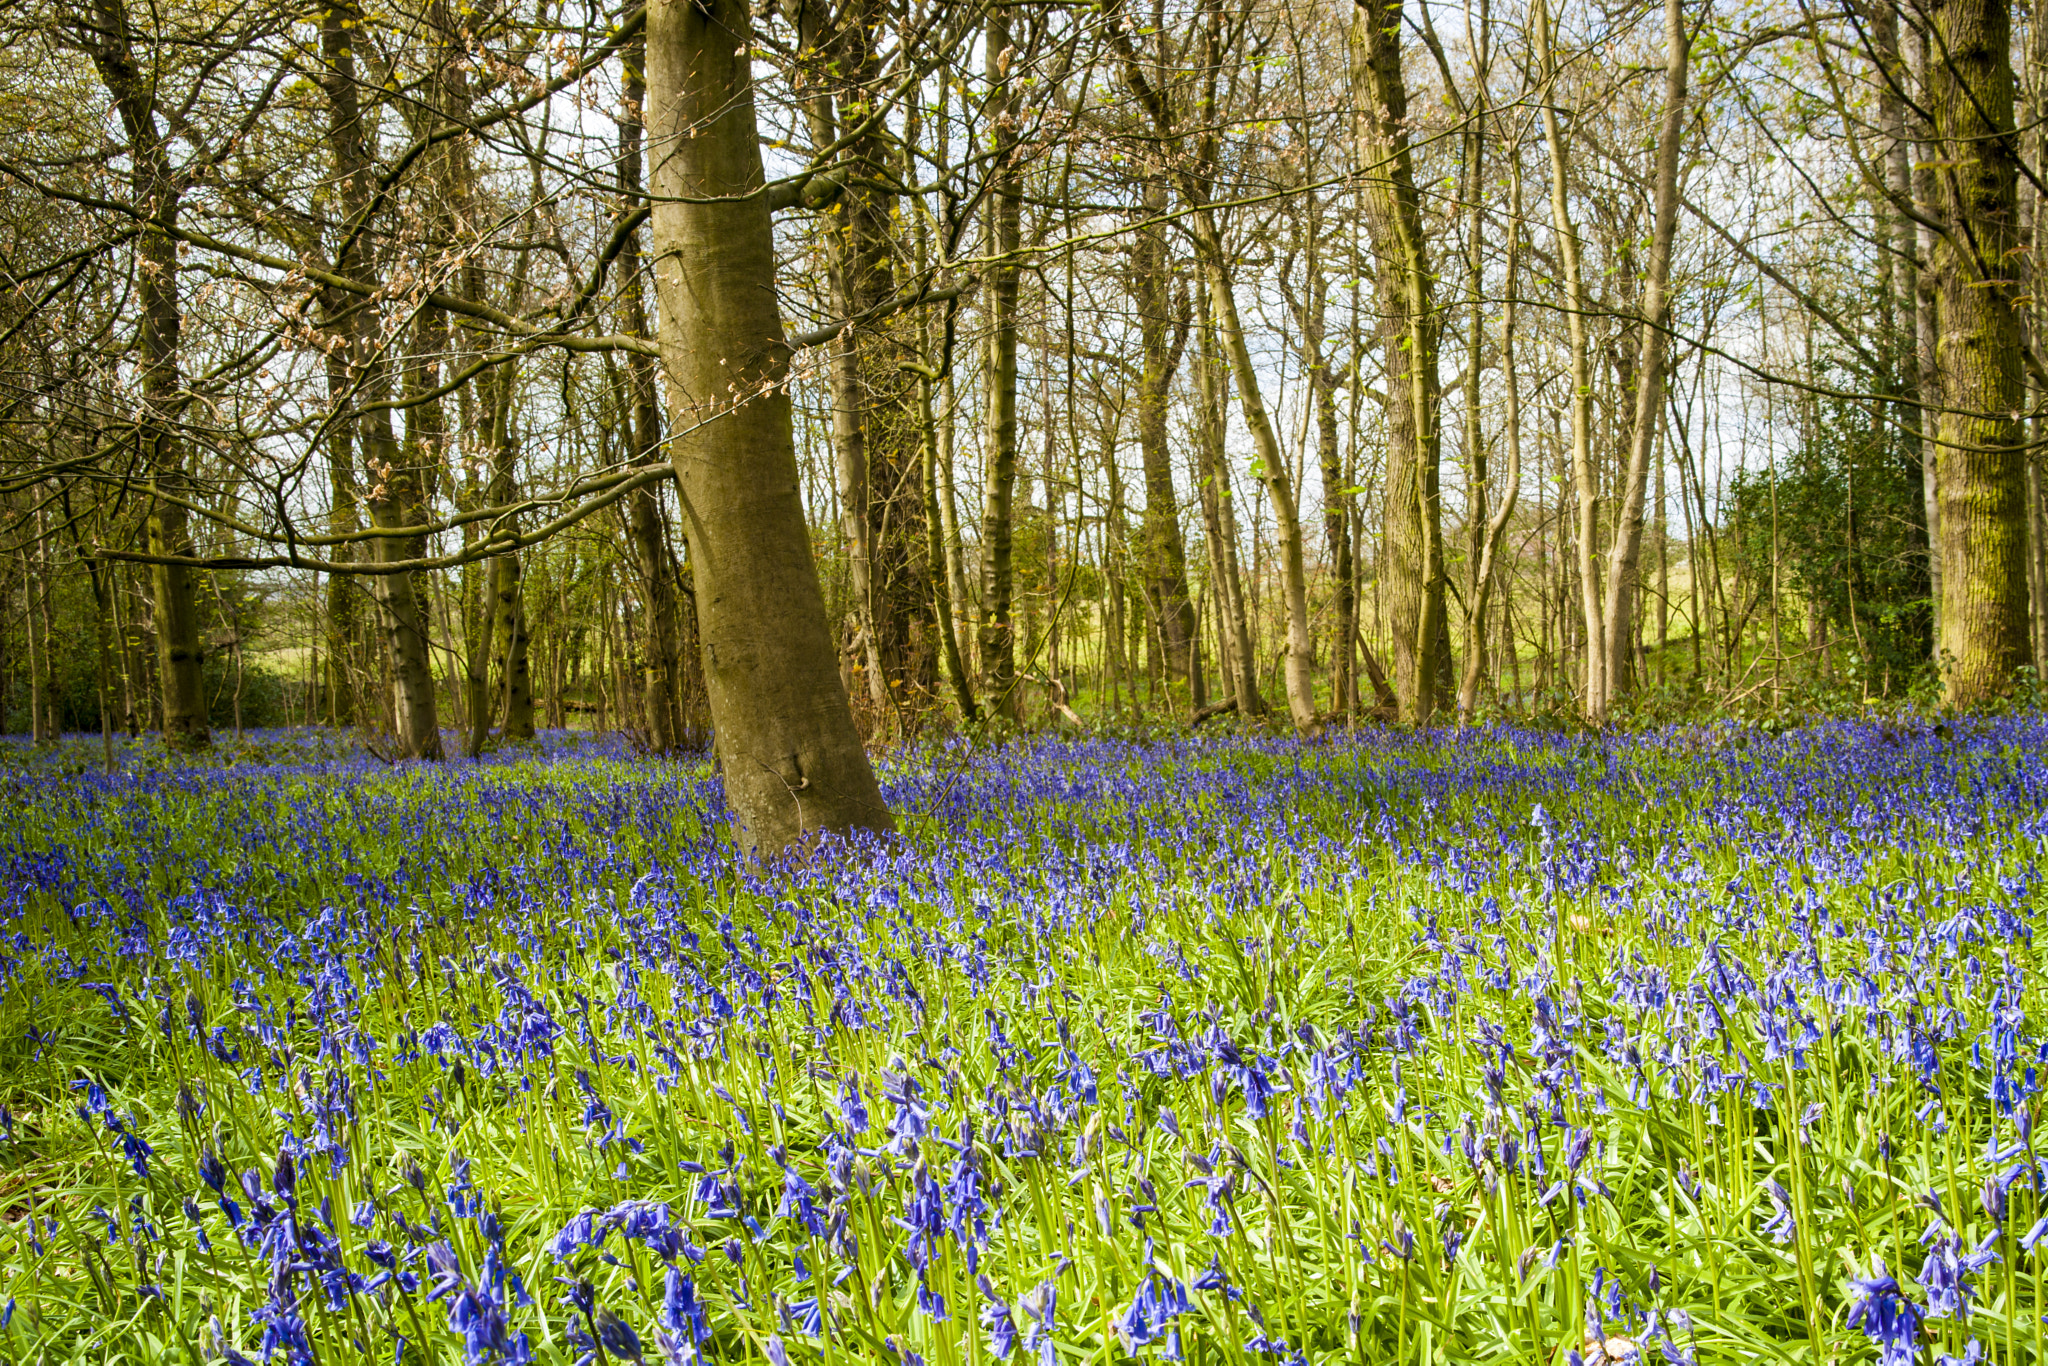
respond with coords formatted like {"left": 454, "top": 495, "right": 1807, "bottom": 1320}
{"left": 86, "top": 0, "right": 210, "bottom": 748}
{"left": 1872, "top": 2, "right": 1933, "bottom": 667}
{"left": 934, "top": 363, "right": 976, "bottom": 709}
{"left": 1313, "top": 333, "right": 1357, "bottom": 723}
{"left": 618, "top": 33, "right": 685, "bottom": 753}
{"left": 920, "top": 358, "right": 977, "bottom": 722}
{"left": 1459, "top": 157, "right": 1525, "bottom": 723}
{"left": 1535, "top": 0, "right": 1604, "bottom": 720}
{"left": 977, "top": 7, "right": 1023, "bottom": 721}
{"left": 1599, "top": 0, "right": 1690, "bottom": 715}
{"left": 1191, "top": 295, "right": 1266, "bottom": 715}
{"left": 1913, "top": 27, "right": 1946, "bottom": 652}
{"left": 905, "top": 72, "right": 977, "bottom": 726}
{"left": 1189, "top": 209, "right": 1319, "bottom": 729}
{"left": 319, "top": 342, "right": 362, "bottom": 726}
{"left": 1291, "top": 241, "right": 1357, "bottom": 721}
{"left": 1456, "top": 113, "right": 1489, "bottom": 722}
{"left": 801, "top": 0, "right": 931, "bottom": 732}
{"left": 1354, "top": 0, "right": 1445, "bottom": 725}
{"left": 318, "top": 0, "right": 441, "bottom": 758}
{"left": 1930, "top": 0, "right": 2030, "bottom": 703}
{"left": 487, "top": 543, "right": 535, "bottom": 740}
{"left": 23, "top": 548, "right": 47, "bottom": 745}
{"left": 1134, "top": 180, "right": 1199, "bottom": 690}
{"left": 627, "top": 487, "right": 686, "bottom": 751}
{"left": 646, "top": 0, "right": 892, "bottom": 851}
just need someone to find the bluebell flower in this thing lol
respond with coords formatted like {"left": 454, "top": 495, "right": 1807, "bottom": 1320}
{"left": 660, "top": 1265, "right": 710, "bottom": 1346}
{"left": 594, "top": 1307, "right": 642, "bottom": 1362}
{"left": 1920, "top": 1232, "right": 2000, "bottom": 1320}
{"left": 1847, "top": 1259, "right": 1927, "bottom": 1366}
{"left": 837, "top": 1077, "right": 870, "bottom": 1134}
{"left": 1758, "top": 1180, "right": 1796, "bottom": 1245}
{"left": 977, "top": 1276, "right": 1018, "bottom": 1359}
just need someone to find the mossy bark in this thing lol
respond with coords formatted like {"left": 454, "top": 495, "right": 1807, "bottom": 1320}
{"left": 1930, "top": 0, "right": 2030, "bottom": 704}
{"left": 1354, "top": 0, "right": 1445, "bottom": 725}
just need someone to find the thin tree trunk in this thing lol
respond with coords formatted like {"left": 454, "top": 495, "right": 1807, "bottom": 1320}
{"left": 318, "top": 0, "right": 440, "bottom": 758}
{"left": 1134, "top": 179, "right": 1199, "bottom": 689}
{"left": 1188, "top": 209, "right": 1318, "bottom": 729}
{"left": 1292, "top": 248, "right": 1356, "bottom": 721}
{"left": 319, "top": 344, "right": 361, "bottom": 727}
{"left": 977, "top": 6, "right": 1023, "bottom": 721}
{"left": 1872, "top": 2, "right": 1933, "bottom": 667}
{"left": 907, "top": 69, "right": 977, "bottom": 724}
{"left": 1455, "top": 105, "right": 1488, "bottom": 722}
{"left": 1459, "top": 157, "right": 1525, "bottom": 723}
{"left": 920, "top": 353, "right": 978, "bottom": 722}
{"left": 618, "top": 32, "right": 685, "bottom": 753}
{"left": 1192, "top": 296, "right": 1265, "bottom": 715}
{"left": 1599, "top": 0, "right": 1691, "bottom": 715}
{"left": 1536, "top": 0, "right": 1603, "bottom": 720}
{"left": 1913, "top": 26, "right": 1946, "bottom": 652}
{"left": 86, "top": 0, "right": 209, "bottom": 748}
{"left": 23, "top": 548, "right": 46, "bottom": 745}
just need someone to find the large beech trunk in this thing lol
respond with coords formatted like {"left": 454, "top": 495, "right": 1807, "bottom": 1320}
{"left": 646, "top": 0, "right": 891, "bottom": 852}
{"left": 1930, "top": 0, "right": 2031, "bottom": 704}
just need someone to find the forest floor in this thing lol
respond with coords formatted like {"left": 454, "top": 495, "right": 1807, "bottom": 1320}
{"left": 0, "top": 716, "right": 2042, "bottom": 1365}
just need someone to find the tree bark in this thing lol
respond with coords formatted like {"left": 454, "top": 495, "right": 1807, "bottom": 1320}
{"left": 619, "top": 32, "right": 685, "bottom": 753}
{"left": 1599, "top": 0, "right": 1691, "bottom": 715}
{"left": 977, "top": 7, "right": 1023, "bottom": 721}
{"left": 1354, "top": 0, "right": 1445, "bottom": 725}
{"left": 1134, "top": 179, "right": 1199, "bottom": 690}
{"left": 1191, "top": 295, "right": 1265, "bottom": 716}
{"left": 85, "top": 0, "right": 209, "bottom": 748}
{"left": 1455, "top": 109, "right": 1489, "bottom": 722}
{"left": 318, "top": 0, "right": 442, "bottom": 758}
{"left": 800, "top": 0, "right": 932, "bottom": 732}
{"left": 1912, "top": 26, "right": 1946, "bottom": 651}
{"left": 1929, "top": 0, "right": 2030, "bottom": 703}
{"left": 1189, "top": 209, "right": 1319, "bottom": 730}
{"left": 1535, "top": 0, "right": 1603, "bottom": 721}
{"left": 646, "top": 0, "right": 892, "bottom": 851}
{"left": 319, "top": 341, "right": 362, "bottom": 727}
{"left": 1459, "top": 157, "right": 1525, "bottom": 723}
{"left": 1287, "top": 232, "right": 1357, "bottom": 720}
